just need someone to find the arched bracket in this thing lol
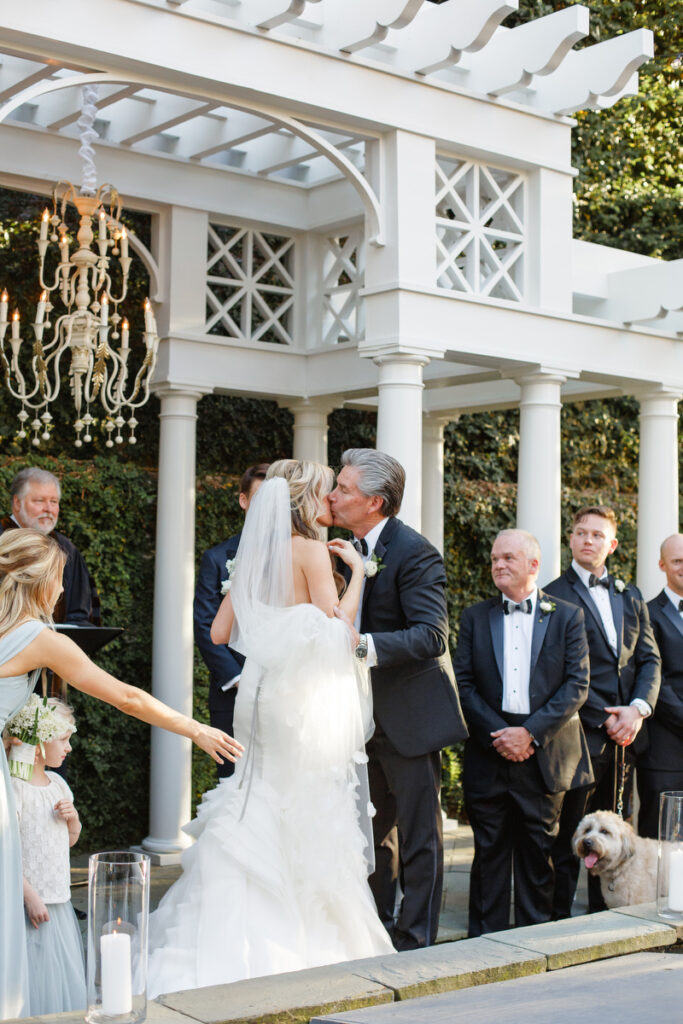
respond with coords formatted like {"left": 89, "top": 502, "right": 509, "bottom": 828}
{"left": 0, "top": 71, "right": 385, "bottom": 247}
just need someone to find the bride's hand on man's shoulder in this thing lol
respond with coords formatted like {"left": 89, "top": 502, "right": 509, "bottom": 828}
{"left": 327, "top": 538, "right": 362, "bottom": 571}
{"left": 194, "top": 723, "right": 244, "bottom": 765}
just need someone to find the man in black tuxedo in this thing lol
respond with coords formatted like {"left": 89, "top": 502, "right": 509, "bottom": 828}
{"left": 328, "top": 448, "right": 467, "bottom": 950}
{"left": 637, "top": 534, "right": 683, "bottom": 838}
{"left": 545, "top": 505, "right": 661, "bottom": 916}
{"left": 194, "top": 463, "right": 268, "bottom": 779}
{"left": 1, "top": 467, "right": 99, "bottom": 625}
{"left": 453, "top": 529, "right": 591, "bottom": 936}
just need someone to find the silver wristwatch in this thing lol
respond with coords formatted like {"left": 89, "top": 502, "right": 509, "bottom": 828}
{"left": 355, "top": 634, "right": 369, "bottom": 660}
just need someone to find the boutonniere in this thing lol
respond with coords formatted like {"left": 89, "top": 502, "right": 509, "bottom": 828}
{"left": 365, "top": 552, "right": 385, "bottom": 578}
{"left": 539, "top": 599, "right": 556, "bottom": 616}
{"left": 614, "top": 578, "right": 626, "bottom": 593}
{"left": 220, "top": 557, "right": 237, "bottom": 595}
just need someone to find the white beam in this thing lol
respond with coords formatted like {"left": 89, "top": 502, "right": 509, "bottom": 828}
{"left": 466, "top": 6, "right": 589, "bottom": 96}
{"left": 0, "top": 63, "right": 55, "bottom": 104}
{"left": 606, "top": 259, "right": 683, "bottom": 326}
{"left": 120, "top": 100, "right": 220, "bottom": 146}
{"left": 527, "top": 28, "right": 654, "bottom": 116}
{"left": 390, "top": 0, "right": 517, "bottom": 77}
{"left": 319, "top": 0, "right": 426, "bottom": 55}
{"left": 48, "top": 84, "right": 140, "bottom": 129}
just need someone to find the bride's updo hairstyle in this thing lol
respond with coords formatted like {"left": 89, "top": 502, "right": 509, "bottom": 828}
{"left": 266, "top": 459, "right": 333, "bottom": 542}
{"left": 0, "top": 528, "right": 66, "bottom": 637}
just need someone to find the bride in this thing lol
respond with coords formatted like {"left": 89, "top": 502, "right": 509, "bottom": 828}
{"left": 146, "top": 459, "right": 395, "bottom": 997}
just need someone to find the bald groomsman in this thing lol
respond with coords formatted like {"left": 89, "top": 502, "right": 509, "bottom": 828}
{"left": 637, "top": 535, "right": 683, "bottom": 838}
{"left": 545, "top": 505, "right": 661, "bottom": 916}
{"left": 454, "top": 529, "right": 592, "bottom": 936}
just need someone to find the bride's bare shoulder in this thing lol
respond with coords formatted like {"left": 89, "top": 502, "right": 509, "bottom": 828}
{"left": 291, "top": 536, "right": 329, "bottom": 567}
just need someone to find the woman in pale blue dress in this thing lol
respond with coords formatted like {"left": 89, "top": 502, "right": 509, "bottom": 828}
{"left": 0, "top": 528, "right": 243, "bottom": 1019}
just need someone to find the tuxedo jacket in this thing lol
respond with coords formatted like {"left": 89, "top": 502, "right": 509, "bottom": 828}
{"left": 194, "top": 533, "right": 245, "bottom": 712}
{"left": 638, "top": 591, "right": 683, "bottom": 772}
{"left": 453, "top": 591, "right": 593, "bottom": 794}
{"left": 359, "top": 517, "right": 468, "bottom": 758}
{"left": 0, "top": 515, "right": 99, "bottom": 624}
{"left": 545, "top": 568, "right": 661, "bottom": 755}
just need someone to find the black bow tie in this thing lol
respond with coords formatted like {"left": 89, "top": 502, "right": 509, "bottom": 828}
{"left": 588, "top": 574, "right": 610, "bottom": 589}
{"left": 503, "top": 598, "right": 532, "bottom": 615}
{"left": 353, "top": 537, "right": 368, "bottom": 556}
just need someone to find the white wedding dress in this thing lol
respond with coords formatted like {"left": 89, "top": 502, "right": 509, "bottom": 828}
{"left": 146, "top": 479, "right": 394, "bottom": 998}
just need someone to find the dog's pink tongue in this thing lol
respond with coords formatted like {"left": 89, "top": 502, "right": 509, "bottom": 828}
{"left": 584, "top": 852, "right": 599, "bottom": 869}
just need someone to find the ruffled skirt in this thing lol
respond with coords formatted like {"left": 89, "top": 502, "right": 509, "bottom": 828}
{"left": 25, "top": 900, "right": 86, "bottom": 1015}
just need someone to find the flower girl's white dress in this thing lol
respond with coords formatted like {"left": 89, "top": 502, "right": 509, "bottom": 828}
{"left": 146, "top": 480, "right": 394, "bottom": 997}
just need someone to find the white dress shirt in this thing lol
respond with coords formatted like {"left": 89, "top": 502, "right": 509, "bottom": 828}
{"left": 502, "top": 587, "right": 537, "bottom": 715}
{"left": 353, "top": 518, "right": 388, "bottom": 669}
{"left": 665, "top": 586, "right": 683, "bottom": 618}
{"left": 573, "top": 560, "right": 651, "bottom": 717}
{"left": 572, "top": 560, "right": 618, "bottom": 654}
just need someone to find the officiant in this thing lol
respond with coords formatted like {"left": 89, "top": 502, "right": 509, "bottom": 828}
{"left": 1, "top": 467, "right": 99, "bottom": 625}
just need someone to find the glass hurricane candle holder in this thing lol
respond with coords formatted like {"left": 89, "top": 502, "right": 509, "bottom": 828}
{"left": 657, "top": 791, "right": 683, "bottom": 920}
{"left": 86, "top": 851, "right": 150, "bottom": 1023}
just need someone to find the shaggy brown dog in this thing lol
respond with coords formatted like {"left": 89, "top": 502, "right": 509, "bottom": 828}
{"left": 572, "top": 810, "right": 657, "bottom": 908}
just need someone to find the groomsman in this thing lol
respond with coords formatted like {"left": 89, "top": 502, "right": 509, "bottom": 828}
{"left": 329, "top": 449, "right": 467, "bottom": 950}
{"left": 193, "top": 463, "right": 268, "bottom": 778}
{"left": 453, "top": 529, "right": 591, "bottom": 936}
{"left": 545, "top": 505, "right": 661, "bottom": 916}
{"left": 637, "top": 534, "right": 683, "bottom": 838}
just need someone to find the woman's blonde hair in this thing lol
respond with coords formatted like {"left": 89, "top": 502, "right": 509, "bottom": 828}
{"left": 266, "top": 459, "right": 333, "bottom": 541}
{"left": 0, "top": 529, "right": 66, "bottom": 637}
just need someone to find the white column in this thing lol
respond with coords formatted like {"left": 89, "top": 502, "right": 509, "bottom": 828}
{"left": 375, "top": 355, "right": 427, "bottom": 531}
{"left": 637, "top": 389, "right": 681, "bottom": 599}
{"left": 422, "top": 414, "right": 452, "bottom": 554}
{"left": 143, "top": 386, "right": 205, "bottom": 857}
{"left": 290, "top": 400, "right": 333, "bottom": 464}
{"left": 515, "top": 371, "right": 566, "bottom": 586}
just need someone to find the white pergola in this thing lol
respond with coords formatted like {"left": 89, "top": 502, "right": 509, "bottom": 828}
{"left": 0, "top": 0, "right": 681, "bottom": 857}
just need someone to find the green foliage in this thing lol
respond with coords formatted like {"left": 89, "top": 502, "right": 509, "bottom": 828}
{"left": 512, "top": 0, "right": 683, "bottom": 259}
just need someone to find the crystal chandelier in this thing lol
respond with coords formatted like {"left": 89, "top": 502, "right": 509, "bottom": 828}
{"left": 0, "top": 87, "right": 159, "bottom": 448}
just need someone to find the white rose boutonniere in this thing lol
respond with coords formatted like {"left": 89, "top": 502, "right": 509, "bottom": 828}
{"left": 220, "top": 557, "right": 238, "bottom": 595}
{"left": 364, "top": 552, "right": 385, "bottom": 579}
{"left": 539, "top": 599, "right": 556, "bottom": 615}
{"left": 614, "top": 578, "right": 626, "bottom": 593}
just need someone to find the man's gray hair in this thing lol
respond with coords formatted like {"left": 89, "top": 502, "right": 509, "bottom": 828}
{"left": 10, "top": 467, "right": 61, "bottom": 501}
{"left": 341, "top": 449, "right": 405, "bottom": 517}
{"left": 494, "top": 528, "right": 542, "bottom": 566}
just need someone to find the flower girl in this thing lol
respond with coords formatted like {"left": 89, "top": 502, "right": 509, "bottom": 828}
{"left": 7, "top": 696, "right": 86, "bottom": 1015}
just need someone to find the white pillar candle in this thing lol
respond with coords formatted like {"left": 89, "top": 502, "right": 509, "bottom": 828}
{"left": 11, "top": 310, "right": 20, "bottom": 339}
{"left": 100, "top": 294, "right": 109, "bottom": 327}
{"left": 99, "top": 209, "right": 107, "bottom": 240}
{"left": 100, "top": 931, "right": 132, "bottom": 1014}
{"left": 0, "top": 290, "right": 8, "bottom": 321}
{"left": 40, "top": 209, "right": 49, "bottom": 241}
{"left": 121, "top": 318, "right": 129, "bottom": 351}
{"left": 668, "top": 847, "right": 683, "bottom": 912}
{"left": 120, "top": 228, "right": 129, "bottom": 259}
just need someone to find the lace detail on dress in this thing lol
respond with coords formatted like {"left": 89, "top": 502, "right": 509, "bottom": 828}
{"left": 12, "top": 773, "right": 72, "bottom": 903}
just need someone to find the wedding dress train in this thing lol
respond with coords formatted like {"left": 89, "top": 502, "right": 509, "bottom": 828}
{"left": 146, "top": 481, "right": 394, "bottom": 997}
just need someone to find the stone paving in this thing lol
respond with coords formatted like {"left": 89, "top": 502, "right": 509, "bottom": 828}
{"left": 28, "top": 820, "right": 676, "bottom": 1024}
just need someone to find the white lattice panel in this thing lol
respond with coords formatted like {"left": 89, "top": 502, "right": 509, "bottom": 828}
{"left": 435, "top": 156, "right": 525, "bottom": 302}
{"left": 206, "top": 224, "right": 295, "bottom": 343}
{"left": 322, "top": 230, "right": 365, "bottom": 344}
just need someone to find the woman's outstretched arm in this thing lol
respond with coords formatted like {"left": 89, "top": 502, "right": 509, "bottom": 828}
{"left": 12, "top": 629, "right": 243, "bottom": 766}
